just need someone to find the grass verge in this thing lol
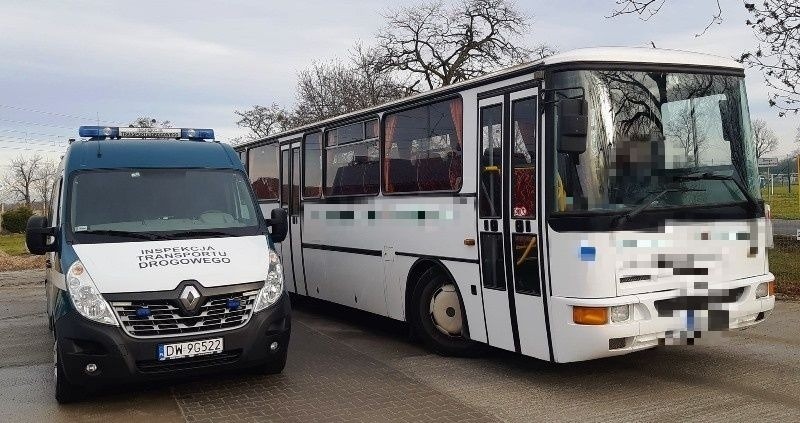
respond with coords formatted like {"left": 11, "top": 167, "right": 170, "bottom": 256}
{"left": 770, "top": 236, "right": 800, "bottom": 299}
{"left": 0, "top": 234, "right": 44, "bottom": 271}
{"left": 763, "top": 184, "right": 800, "bottom": 220}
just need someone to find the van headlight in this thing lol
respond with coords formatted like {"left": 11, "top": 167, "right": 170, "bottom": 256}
{"left": 254, "top": 250, "right": 284, "bottom": 312}
{"left": 66, "top": 261, "right": 118, "bottom": 326}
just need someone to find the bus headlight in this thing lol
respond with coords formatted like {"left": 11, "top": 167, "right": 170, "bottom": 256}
{"left": 66, "top": 261, "right": 118, "bottom": 326}
{"left": 610, "top": 305, "right": 630, "bottom": 323}
{"left": 755, "top": 281, "right": 775, "bottom": 298}
{"left": 254, "top": 250, "right": 284, "bottom": 312}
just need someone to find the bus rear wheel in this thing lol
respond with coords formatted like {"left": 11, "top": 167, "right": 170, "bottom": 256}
{"left": 411, "top": 268, "right": 480, "bottom": 356}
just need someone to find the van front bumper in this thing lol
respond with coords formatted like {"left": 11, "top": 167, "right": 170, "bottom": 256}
{"left": 54, "top": 293, "right": 291, "bottom": 387}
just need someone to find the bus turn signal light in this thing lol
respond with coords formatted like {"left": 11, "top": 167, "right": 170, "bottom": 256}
{"left": 573, "top": 306, "right": 608, "bottom": 325}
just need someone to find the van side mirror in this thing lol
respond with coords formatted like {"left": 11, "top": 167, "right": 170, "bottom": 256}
{"left": 25, "top": 216, "right": 57, "bottom": 255}
{"left": 267, "top": 208, "right": 288, "bottom": 243}
{"left": 557, "top": 98, "right": 589, "bottom": 155}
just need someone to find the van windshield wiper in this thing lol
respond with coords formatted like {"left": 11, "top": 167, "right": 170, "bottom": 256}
{"left": 168, "top": 230, "right": 235, "bottom": 239}
{"left": 672, "top": 171, "right": 760, "bottom": 212}
{"left": 612, "top": 187, "right": 705, "bottom": 228}
{"left": 75, "top": 229, "right": 166, "bottom": 240}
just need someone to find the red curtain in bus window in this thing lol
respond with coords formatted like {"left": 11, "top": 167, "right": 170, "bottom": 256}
{"left": 383, "top": 114, "right": 398, "bottom": 193}
{"left": 448, "top": 98, "right": 463, "bottom": 190}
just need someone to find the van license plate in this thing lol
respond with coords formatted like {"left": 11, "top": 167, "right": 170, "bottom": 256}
{"left": 158, "top": 338, "right": 223, "bottom": 361}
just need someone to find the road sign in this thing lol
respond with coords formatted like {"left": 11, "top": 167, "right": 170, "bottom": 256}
{"left": 758, "top": 157, "right": 779, "bottom": 167}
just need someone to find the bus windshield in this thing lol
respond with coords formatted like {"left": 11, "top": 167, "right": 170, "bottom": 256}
{"left": 69, "top": 169, "right": 263, "bottom": 242}
{"left": 548, "top": 70, "right": 760, "bottom": 215}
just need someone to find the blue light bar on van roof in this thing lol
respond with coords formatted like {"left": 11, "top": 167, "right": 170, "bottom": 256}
{"left": 78, "top": 126, "right": 215, "bottom": 140}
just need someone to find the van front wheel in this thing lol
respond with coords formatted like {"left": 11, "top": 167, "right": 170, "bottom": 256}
{"left": 410, "top": 268, "right": 481, "bottom": 356}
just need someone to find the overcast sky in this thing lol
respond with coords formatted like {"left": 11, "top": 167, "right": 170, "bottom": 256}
{"left": 1, "top": 0, "right": 797, "bottom": 168}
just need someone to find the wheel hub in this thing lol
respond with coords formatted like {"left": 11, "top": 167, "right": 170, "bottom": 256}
{"left": 429, "top": 284, "right": 463, "bottom": 336}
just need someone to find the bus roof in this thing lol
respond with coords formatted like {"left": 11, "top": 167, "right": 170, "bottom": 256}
{"left": 63, "top": 139, "right": 240, "bottom": 173}
{"left": 236, "top": 47, "right": 743, "bottom": 148}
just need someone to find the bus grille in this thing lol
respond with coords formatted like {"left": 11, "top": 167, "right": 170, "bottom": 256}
{"left": 654, "top": 286, "right": 746, "bottom": 316}
{"left": 111, "top": 290, "right": 258, "bottom": 338}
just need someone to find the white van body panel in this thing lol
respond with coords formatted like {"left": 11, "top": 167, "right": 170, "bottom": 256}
{"left": 73, "top": 235, "right": 270, "bottom": 293}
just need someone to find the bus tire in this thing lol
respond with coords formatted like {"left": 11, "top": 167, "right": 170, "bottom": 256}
{"left": 411, "top": 267, "right": 480, "bottom": 357}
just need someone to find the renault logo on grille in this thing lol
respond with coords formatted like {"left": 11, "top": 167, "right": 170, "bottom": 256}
{"left": 179, "top": 285, "right": 202, "bottom": 311}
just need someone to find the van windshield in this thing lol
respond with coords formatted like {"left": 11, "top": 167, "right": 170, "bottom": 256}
{"left": 69, "top": 169, "right": 263, "bottom": 242}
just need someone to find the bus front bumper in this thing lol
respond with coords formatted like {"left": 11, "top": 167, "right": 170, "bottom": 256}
{"left": 548, "top": 273, "right": 775, "bottom": 363}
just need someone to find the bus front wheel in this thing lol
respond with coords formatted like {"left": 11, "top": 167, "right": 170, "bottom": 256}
{"left": 411, "top": 268, "right": 481, "bottom": 356}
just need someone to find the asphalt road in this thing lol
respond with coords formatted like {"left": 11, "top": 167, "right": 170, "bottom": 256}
{"left": 2, "top": 269, "right": 800, "bottom": 422}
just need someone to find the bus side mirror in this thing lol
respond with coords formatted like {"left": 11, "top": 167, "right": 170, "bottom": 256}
{"left": 267, "top": 208, "right": 288, "bottom": 243}
{"left": 718, "top": 99, "right": 738, "bottom": 142}
{"left": 25, "top": 216, "right": 57, "bottom": 255}
{"left": 557, "top": 98, "right": 589, "bottom": 155}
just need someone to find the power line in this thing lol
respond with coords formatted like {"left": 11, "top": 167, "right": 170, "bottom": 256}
{"left": 0, "top": 128, "right": 68, "bottom": 138}
{"left": 0, "top": 103, "right": 128, "bottom": 125}
{"left": 0, "top": 117, "right": 77, "bottom": 130}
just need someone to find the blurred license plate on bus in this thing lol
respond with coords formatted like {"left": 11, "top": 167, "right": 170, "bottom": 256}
{"left": 158, "top": 338, "right": 223, "bottom": 360}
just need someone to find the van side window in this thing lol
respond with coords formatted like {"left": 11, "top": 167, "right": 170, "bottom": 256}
{"left": 248, "top": 144, "right": 279, "bottom": 201}
{"left": 325, "top": 119, "right": 380, "bottom": 196}
{"left": 303, "top": 132, "right": 323, "bottom": 198}
{"left": 383, "top": 98, "right": 463, "bottom": 193}
{"left": 49, "top": 178, "right": 61, "bottom": 226}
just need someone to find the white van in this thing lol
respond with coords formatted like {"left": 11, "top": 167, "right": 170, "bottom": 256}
{"left": 26, "top": 126, "right": 290, "bottom": 403}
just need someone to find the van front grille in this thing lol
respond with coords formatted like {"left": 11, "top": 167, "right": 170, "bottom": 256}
{"left": 111, "top": 289, "right": 259, "bottom": 338}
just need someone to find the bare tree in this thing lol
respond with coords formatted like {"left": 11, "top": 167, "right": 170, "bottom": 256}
{"left": 129, "top": 117, "right": 172, "bottom": 128}
{"left": 608, "top": 1, "right": 800, "bottom": 115}
{"left": 2, "top": 155, "right": 43, "bottom": 207}
{"left": 377, "top": 0, "right": 549, "bottom": 90}
{"left": 293, "top": 49, "right": 408, "bottom": 126}
{"left": 751, "top": 118, "right": 779, "bottom": 158}
{"left": 608, "top": 0, "right": 723, "bottom": 36}
{"left": 741, "top": 2, "right": 800, "bottom": 116}
{"left": 33, "top": 160, "right": 58, "bottom": 215}
{"left": 234, "top": 104, "right": 292, "bottom": 141}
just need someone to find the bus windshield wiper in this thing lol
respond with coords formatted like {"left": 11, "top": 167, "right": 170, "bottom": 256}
{"left": 75, "top": 229, "right": 166, "bottom": 240}
{"left": 672, "top": 171, "right": 760, "bottom": 212}
{"left": 612, "top": 187, "right": 705, "bottom": 228}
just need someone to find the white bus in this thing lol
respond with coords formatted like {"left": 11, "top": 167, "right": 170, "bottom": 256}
{"left": 236, "top": 47, "right": 776, "bottom": 362}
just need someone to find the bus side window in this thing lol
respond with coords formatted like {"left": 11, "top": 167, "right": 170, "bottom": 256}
{"left": 479, "top": 105, "right": 503, "bottom": 218}
{"left": 511, "top": 97, "right": 537, "bottom": 219}
{"left": 303, "top": 132, "right": 323, "bottom": 198}
{"left": 383, "top": 98, "right": 463, "bottom": 193}
{"left": 248, "top": 143, "right": 279, "bottom": 201}
{"left": 324, "top": 120, "right": 380, "bottom": 197}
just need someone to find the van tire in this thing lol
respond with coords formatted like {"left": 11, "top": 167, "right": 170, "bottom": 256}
{"left": 256, "top": 346, "right": 288, "bottom": 375}
{"left": 410, "top": 268, "right": 481, "bottom": 357}
{"left": 54, "top": 340, "right": 81, "bottom": 404}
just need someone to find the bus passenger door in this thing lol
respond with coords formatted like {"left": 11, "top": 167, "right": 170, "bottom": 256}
{"left": 279, "top": 143, "right": 307, "bottom": 295}
{"left": 477, "top": 95, "right": 515, "bottom": 352}
{"left": 507, "top": 89, "right": 549, "bottom": 360}
{"left": 278, "top": 145, "right": 296, "bottom": 293}
{"left": 289, "top": 143, "right": 307, "bottom": 295}
{"left": 476, "top": 88, "right": 550, "bottom": 360}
